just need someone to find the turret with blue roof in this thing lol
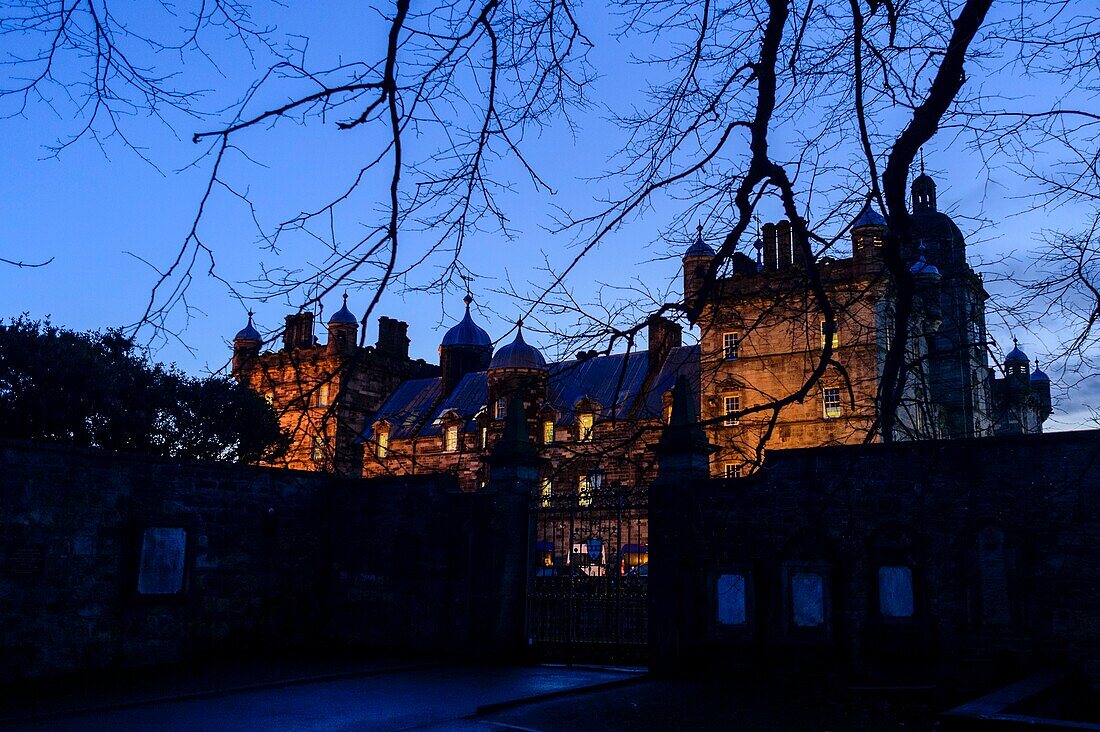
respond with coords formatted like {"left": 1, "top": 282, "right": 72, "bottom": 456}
{"left": 439, "top": 294, "right": 494, "bottom": 396}
{"left": 326, "top": 293, "right": 359, "bottom": 354}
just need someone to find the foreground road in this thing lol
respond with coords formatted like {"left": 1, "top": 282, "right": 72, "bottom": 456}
{"left": 6, "top": 665, "right": 632, "bottom": 731}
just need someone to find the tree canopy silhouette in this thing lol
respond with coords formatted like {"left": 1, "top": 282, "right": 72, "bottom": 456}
{"left": 0, "top": 318, "right": 288, "bottom": 463}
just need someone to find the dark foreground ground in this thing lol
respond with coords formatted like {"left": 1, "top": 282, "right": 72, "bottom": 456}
{"left": 0, "top": 656, "right": 943, "bottom": 731}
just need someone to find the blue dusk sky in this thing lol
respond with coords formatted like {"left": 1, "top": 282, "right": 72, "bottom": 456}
{"left": 0, "top": 1, "right": 1094, "bottom": 429}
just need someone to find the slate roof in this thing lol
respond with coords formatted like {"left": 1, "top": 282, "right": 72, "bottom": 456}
{"left": 851, "top": 201, "right": 886, "bottom": 228}
{"left": 362, "top": 344, "right": 700, "bottom": 440}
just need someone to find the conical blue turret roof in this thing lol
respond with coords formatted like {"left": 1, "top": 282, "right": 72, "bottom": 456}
{"left": 327, "top": 293, "right": 358, "bottom": 325}
{"left": 234, "top": 312, "right": 261, "bottom": 341}
{"left": 441, "top": 296, "right": 492, "bottom": 348}
{"left": 489, "top": 322, "right": 547, "bottom": 370}
{"left": 1005, "top": 340, "right": 1029, "bottom": 364}
{"left": 852, "top": 201, "right": 887, "bottom": 228}
{"left": 684, "top": 225, "right": 716, "bottom": 257}
{"left": 1030, "top": 360, "right": 1050, "bottom": 383}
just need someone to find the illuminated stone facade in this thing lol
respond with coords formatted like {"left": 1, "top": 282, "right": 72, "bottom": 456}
{"left": 231, "top": 302, "right": 438, "bottom": 475}
{"left": 687, "top": 173, "right": 1051, "bottom": 477}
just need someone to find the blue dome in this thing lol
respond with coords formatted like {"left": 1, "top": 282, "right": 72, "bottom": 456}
{"left": 910, "top": 255, "right": 940, "bottom": 279}
{"left": 234, "top": 312, "right": 261, "bottom": 341}
{"left": 852, "top": 201, "right": 886, "bottom": 228}
{"left": 1030, "top": 365, "right": 1050, "bottom": 383}
{"left": 442, "top": 297, "right": 492, "bottom": 348}
{"left": 490, "top": 325, "right": 546, "bottom": 370}
{"left": 684, "top": 226, "right": 715, "bottom": 257}
{"left": 1005, "top": 342, "right": 1029, "bottom": 364}
{"left": 327, "top": 294, "right": 358, "bottom": 325}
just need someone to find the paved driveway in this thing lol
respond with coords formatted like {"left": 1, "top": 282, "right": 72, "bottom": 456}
{"left": 8, "top": 665, "right": 632, "bottom": 732}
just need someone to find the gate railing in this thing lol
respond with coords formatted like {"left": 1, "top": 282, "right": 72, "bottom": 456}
{"left": 527, "top": 487, "right": 649, "bottom": 663}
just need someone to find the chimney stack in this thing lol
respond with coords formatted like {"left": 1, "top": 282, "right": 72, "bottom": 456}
{"left": 648, "top": 316, "right": 683, "bottom": 376}
{"left": 776, "top": 220, "right": 793, "bottom": 269}
{"left": 283, "top": 313, "right": 315, "bottom": 350}
{"left": 763, "top": 223, "right": 778, "bottom": 271}
{"left": 377, "top": 317, "right": 410, "bottom": 359}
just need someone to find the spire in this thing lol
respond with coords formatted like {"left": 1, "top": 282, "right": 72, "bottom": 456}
{"left": 656, "top": 375, "right": 713, "bottom": 454}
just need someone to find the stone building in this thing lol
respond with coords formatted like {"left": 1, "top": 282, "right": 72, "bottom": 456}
{"left": 231, "top": 296, "right": 438, "bottom": 474}
{"left": 236, "top": 172, "right": 1051, "bottom": 483}
{"left": 360, "top": 296, "right": 695, "bottom": 499}
{"left": 687, "top": 170, "right": 1052, "bottom": 476}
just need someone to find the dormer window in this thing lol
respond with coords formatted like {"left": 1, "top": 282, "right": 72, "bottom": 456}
{"left": 542, "top": 419, "right": 555, "bottom": 444}
{"left": 578, "top": 413, "right": 594, "bottom": 442}
{"left": 376, "top": 428, "right": 390, "bottom": 458}
{"left": 444, "top": 424, "right": 459, "bottom": 452}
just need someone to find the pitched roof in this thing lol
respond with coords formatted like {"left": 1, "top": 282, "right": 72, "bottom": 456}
{"left": 362, "top": 344, "right": 700, "bottom": 440}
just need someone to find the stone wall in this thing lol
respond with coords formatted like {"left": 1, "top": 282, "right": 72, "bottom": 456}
{"left": 651, "top": 429, "right": 1100, "bottom": 684}
{"left": 0, "top": 440, "right": 478, "bottom": 683}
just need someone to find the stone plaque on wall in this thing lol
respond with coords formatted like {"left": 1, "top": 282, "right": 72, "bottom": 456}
{"left": 137, "top": 527, "right": 187, "bottom": 595}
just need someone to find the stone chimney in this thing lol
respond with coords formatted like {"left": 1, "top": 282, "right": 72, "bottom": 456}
{"left": 283, "top": 313, "right": 315, "bottom": 351}
{"left": 776, "top": 220, "right": 793, "bottom": 269}
{"left": 648, "top": 316, "right": 683, "bottom": 376}
{"left": 376, "top": 316, "right": 410, "bottom": 359}
{"left": 763, "top": 223, "right": 778, "bottom": 271}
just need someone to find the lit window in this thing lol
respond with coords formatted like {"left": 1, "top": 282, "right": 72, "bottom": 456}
{"left": 578, "top": 413, "right": 594, "bottom": 441}
{"left": 540, "top": 477, "right": 553, "bottom": 507}
{"left": 377, "top": 430, "right": 389, "bottom": 458}
{"left": 479, "top": 425, "right": 488, "bottom": 450}
{"left": 823, "top": 387, "right": 842, "bottom": 419}
{"left": 878, "top": 566, "right": 915, "bottom": 618}
{"left": 791, "top": 572, "right": 825, "bottom": 628}
{"left": 820, "top": 320, "right": 839, "bottom": 350}
{"left": 578, "top": 472, "right": 602, "bottom": 506}
{"left": 723, "top": 395, "right": 740, "bottom": 426}
{"left": 318, "top": 383, "right": 330, "bottom": 407}
{"left": 723, "top": 332, "right": 740, "bottom": 360}
{"left": 444, "top": 425, "right": 459, "bottom": 452}
{"left": 716, "top": 574, "right": 747, "bottom": 626}
{"left": 310, "top": 437, "right": 325, "bottom": 464}
{"left": 542, "top": 420, "right": 555, "bottom": 444}
{"left": 495, "top": 397, "right": 507, "bottom": 420}
{"left": 724, "top": 463, "right": 742, "bottom": 479}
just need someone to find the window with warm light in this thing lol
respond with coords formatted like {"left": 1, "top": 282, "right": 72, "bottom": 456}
{"left": 444, "top": 425, "right": 459, "bottom": 452}
{"left": 723, "top": 395, "right": 740, "bottom": 426}
{"left": 820, "top": 320, "right": 839, "bottom": 350}
{"left": 578, "top": 471, "right": 602, "bottom": 506}
{"left": 723, "top": 332, "right": 740, "bottom": 360}
{"left": 578, "top": 413, "right": 594, "bottom": 441}
{"left": 724, "top": 463, "right": 742, "bottom": 478}
{"left": 318, "top": 383, "right": 330, "bottom": 407}
{"left": 540, "top": 477, "right": 553, "bottom": 507}
{"left": 542, "top": 420, "right": 555, "bottom": 444}
{"left": 823, "top": 387, "right": 842, "bottom": 419}
{"left": 479, "top": 425, "right": 488, "bottom": 450}
{"left": 377, "top": 430, "right": 389, "bottom": 458}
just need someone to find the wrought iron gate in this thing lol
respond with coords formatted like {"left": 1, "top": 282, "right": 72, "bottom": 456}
{"left": 527, "top": 487, "right": 649, "bottom": 663}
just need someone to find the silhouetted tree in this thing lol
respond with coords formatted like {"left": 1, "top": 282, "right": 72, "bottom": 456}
{"left": 0, "top": 318, "right": 288, "bottom": 462}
